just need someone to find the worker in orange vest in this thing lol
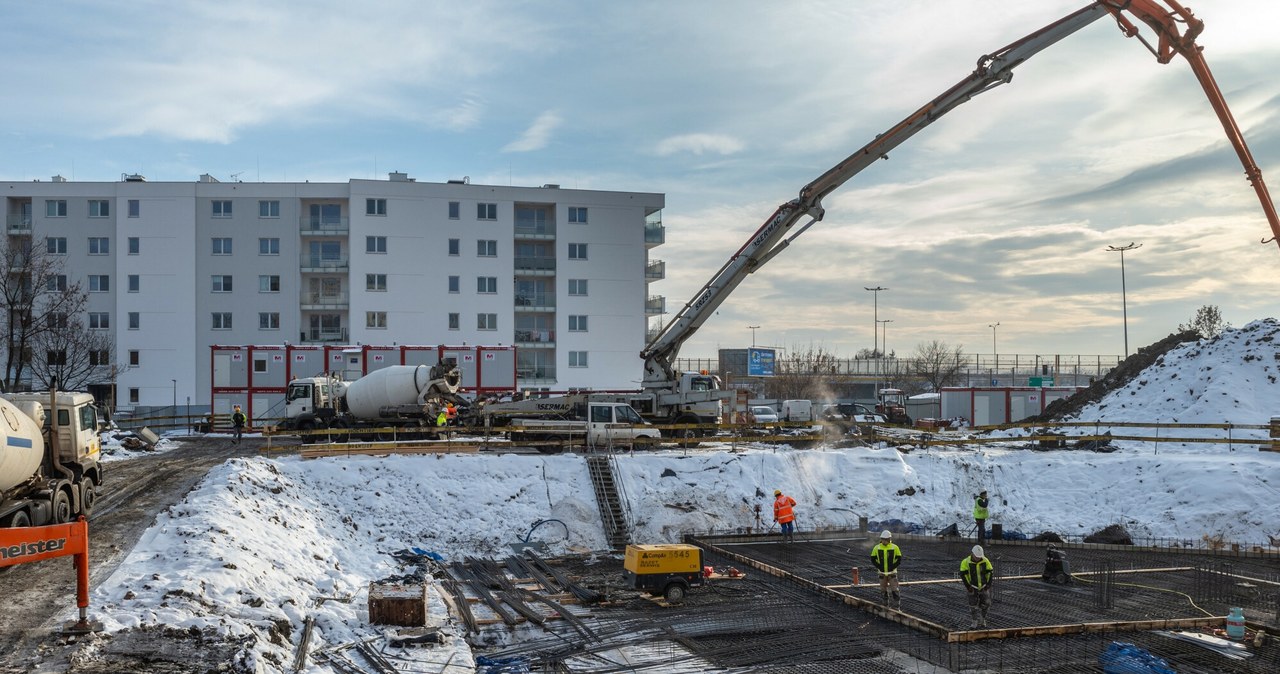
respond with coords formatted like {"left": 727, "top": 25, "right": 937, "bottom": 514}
{"left": 773, "top": 489, "right": 797, "bottom": 543}
{"left": 445, "top": 403, "right": 457, "bottom": 425}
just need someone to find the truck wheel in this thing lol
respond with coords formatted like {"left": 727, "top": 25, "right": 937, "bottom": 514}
{"left": 663, "top": 582, "right": 687, "bottom": 602}
{"left": 536, "top": 435, "right": 564, "bottom": 454}
{"left": 52, "top": 489, "right": 73, "bottom": 524}
{"left": 296, "top": 419, "right": 317, "bottom": 444}
{"left": 327, "top": 420, "right": 350, "bottom": 443}
{"left": 674, "top": 419, "right": 701, "bottom": 448}
{"left": 3, "top": 510, "right": 31, "bottom": 528}
{"left": 79, "top": 480, "right": 97, "bottom": 517}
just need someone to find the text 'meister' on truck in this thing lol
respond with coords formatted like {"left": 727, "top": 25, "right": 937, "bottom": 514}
{"left": 0, "top": 390, "right": 104, "bottom": 528}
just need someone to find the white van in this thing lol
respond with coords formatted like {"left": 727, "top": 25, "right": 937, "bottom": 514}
{"left": 781, "top": 399, "right": 812, "bottom": 422}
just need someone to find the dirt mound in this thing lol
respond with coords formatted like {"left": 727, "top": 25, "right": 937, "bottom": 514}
{"left": 1084, "top": 524, "right": 1134, "bottom": 546}
{"left": 1027, "top": 330, "right": 1201, "bottom": 422}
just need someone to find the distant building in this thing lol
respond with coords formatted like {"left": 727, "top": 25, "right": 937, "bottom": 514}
{"left": 1, "top": 173, "right": 666, "bottom": 408}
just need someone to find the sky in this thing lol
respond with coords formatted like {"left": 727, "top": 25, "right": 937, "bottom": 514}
{"left": 60, "top": 320, "right": 1278, "bottom": 672}
{"left": 3, "top": 1, "right": 1280, "bottom": 361}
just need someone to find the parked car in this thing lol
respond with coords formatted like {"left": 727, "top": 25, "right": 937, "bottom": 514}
{"left": 750, "top": 406, "right": 780, "bottom": 424}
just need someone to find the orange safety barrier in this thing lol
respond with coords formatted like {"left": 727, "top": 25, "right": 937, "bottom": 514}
{"left": 0, "top": 517, "right": 98, "bottom": 633}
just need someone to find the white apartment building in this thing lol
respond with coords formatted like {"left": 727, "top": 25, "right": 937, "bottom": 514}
{"left": 1, "top": 172, "right": 667, "bottom": 409}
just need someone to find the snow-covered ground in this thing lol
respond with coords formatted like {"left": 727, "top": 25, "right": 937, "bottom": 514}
{"left": 76, "top": 320, "right": 1280, "bottom": 672}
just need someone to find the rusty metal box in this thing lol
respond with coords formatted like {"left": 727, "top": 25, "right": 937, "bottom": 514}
{"left": 368, "top": 582, "right": 426, "bottom": 626}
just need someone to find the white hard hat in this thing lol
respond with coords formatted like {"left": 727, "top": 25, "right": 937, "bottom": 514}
{"left": 880, "top": 530, "right": 893, "bottom": 539}
{"left": 972, "top": 545, "right": 985, "bottom": 558}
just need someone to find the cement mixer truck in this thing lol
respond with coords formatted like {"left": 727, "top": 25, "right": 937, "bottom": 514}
{"left": 0, "top": 391, "right": 104, "bottom": 528}
{"left": 279, "top": 361, "right": 467, "bottom": 441}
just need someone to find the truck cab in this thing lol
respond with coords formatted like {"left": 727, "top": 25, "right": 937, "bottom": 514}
{"left": 283, "top": 376, "right": 346, "bottom": 428}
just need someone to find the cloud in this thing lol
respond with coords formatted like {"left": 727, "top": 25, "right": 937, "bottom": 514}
{"left": 502, "top": 111, "right": 562, "bottom": 153}
{"left": 654, "top": 133, "right": 745, "bottom": 157}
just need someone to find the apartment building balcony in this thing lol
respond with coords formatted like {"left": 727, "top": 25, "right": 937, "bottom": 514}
{"left": 646, "top": 295, "right": 666, "bottom": 315}
{"left": 645, "top": 218, "right": 665, "bottom": 248}
{"left": 6, "top": 214, "right": 32, "bottom": 235}
{"left": 514, "top": 330, "right": 555, "bottom": 347}
{"left": 301, "top": 327, "right": 348, "bottom": 343}
{"left": 300, "top": 255, "right": 349, "bottom": 272}
{"left": 514, "top": 222, "right": 556, "bottom": 240}
{"left": 517, "top": 367, "right": 556, "bottom": 382}
{"left": 300, "top": 292, "right": 349, "bottom": 310}
{"left": 645, "top": 259, "right": 665, "bottom": 282}
{"left": 514, "top": 292, "right": 555, "bottom": 310}
{"left": 299, "top": 217, "right": 349, "bottom": 235}
{"left": 514, "top": 256, "right": 556, "bottom": 275}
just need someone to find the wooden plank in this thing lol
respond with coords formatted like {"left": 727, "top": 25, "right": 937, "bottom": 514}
{"left": 824, "top": 566, "right": 1196, "bottom": 590}
{"left": 947, "top": 617, "right": 1225, "bottom": 643}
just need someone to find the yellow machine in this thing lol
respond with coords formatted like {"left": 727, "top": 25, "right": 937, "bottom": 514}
{"left": 623, "top": 544, "right": 704, "bottom": 602}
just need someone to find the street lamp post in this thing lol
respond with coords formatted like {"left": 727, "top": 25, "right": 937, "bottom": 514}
{"left": 747, "top": 325, "right": 760, "bottom": 347}
{"left": 988, "top": 322, "right": 1000, "bottom": 359}
{"left": 171, "top": 379, "right": 177, "bottom": 412}
{"left": 864, "top": 286, "right": 888, "bottom": 356}
{"left": 877, "top": 319, "right": 893, "bottom": 357}
{"left": 1107, "top": 242, "right": 1142, "bottom": 358}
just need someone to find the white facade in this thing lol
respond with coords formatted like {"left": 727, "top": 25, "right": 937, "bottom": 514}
{"left": 1, "top": 174, "right": 665, "bottom": 408}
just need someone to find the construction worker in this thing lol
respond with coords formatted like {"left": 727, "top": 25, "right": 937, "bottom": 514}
{"left": 960, "top": 545, "right": 994, "bottom": 629}
{"left": 772, "top": 489, "right": 797, "bottom": 543}
{"left": 871, "top": 530, "right": 902, "bottom": 608}
{"left": 445, "top": 403, "right": 457, "bottom": 425}
{"left": 973, "top": 490, "right": 989, "bottom": 544}
{"left": 231, "top": 405, "right": 246, "bottom": 445}
{"left": 436, "top": 408, "right": 448, "bottom": 427}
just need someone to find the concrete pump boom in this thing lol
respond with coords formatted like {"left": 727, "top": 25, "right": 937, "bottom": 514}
{"left": 640, "top": 0, "right": 1280, "bottom": 387}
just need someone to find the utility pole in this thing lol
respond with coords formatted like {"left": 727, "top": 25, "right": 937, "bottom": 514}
{"left": 747, "top": 325, "right": 760, "bottom": 347}
{"left": 1107, "top": 242, "right": 1142, "bottom": 358}
{"left": 864, "top": 286, "right": 888, "bottom": 356}
{"left": 878, "top": 319, "right": 893, "bottom": 357}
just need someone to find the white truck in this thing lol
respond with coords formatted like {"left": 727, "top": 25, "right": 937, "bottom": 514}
{"left": 0, "top": 390, "right": 104, "bottom": 528}
{"left": 279, "top": 362, "right": 466, "bottom": 441}
{"left": 504, "top": 402, "right": 662, "bottom": 453}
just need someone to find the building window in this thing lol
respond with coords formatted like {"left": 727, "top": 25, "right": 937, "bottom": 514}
{"left": 366, "top": 236, "right": 387, "bottom": 253}
{"left": 128, "top": 275, "right": 140, "bottom": 292}
{"left": 569, "top": 351, "right": 588, "bottom": 367}
{"left": 448, "top": 276, "right": 459, "bottom": 293}
{"left": 89, "top": 237, "right": 110, "bottom": 255}
{"left": 128, "top": 312, "right": 140, "bottom": 330}
{"left": 568, "top": 279, "right": 588, "bottom": 296}
{"left": 477, "top": 276, "right": 497, "bottom": 294}
{"left": 366, "top": 311, "right": 387, "bottom": 329}
{"left": 45, "top": 200, "right": 67, "bottom": 217}
{"left": 127, "top": 237, "right": 140, "bottom": 254}
{"left": 212, "top": 312, "right": 232, "bottom": 330}
{"left": 569, "top": 315, "right": 588, "bottom": 332}
{"left": 477, "top": 240, "right": 497, "bottom": 257}
{"left": 89, "top": 312, "right": 109, "bottom": 329}
{"left": 46, "top": 275, "right": 67, "bottom": 292}
{"left": 89, "top": 200, "right": 110, "bottom": 217}
{"left": 258, "top": 200, "right": 280, "bottom": 218}
{"left": 128, "top": 199, "right": 140, "bottom": 218}
{"left": 366, "top": 198, "right": 387, "bottom": 216}
{"left": 568, "top": 243, "right": 587, "bottom": 260}
{"left": 47, "top": 237, "right": 67, "bottom": 255}
{"left": 254, "top": 358, "right": 268, "bottom": 374}
{"left": 47, "top": 350, "right": 67, "bottom": 367}
{"left": 89, "top": 275, "right": 110, "bottom": 292}
{"left": 477, "top": 203, "right": 497, "bottom": 220}
{"left": 448, "top": 201, "right": 460, "bottom": 219}
{"left": 259, "top": 237, "right": 280, "bottom": 255}
{"left": 89, "top": 350, "right": 110, "bottom": 366}
{"left": 568, "top": 206, "right": 588, "bottom": 224}
{"left": 212, "top": 237, "right": 232, "bottom": 255}
{"left": 259, "top": 312, "right": 280, "bottom": 330}
{"left": 48, "top": 312, "right": 68, "bottom": 329}
{"left": 129, "top": 388, "right": 139, "bottom": 404}
{"left": 259, "top": 275, "right": 280, "bottom": 292}
{"left": 129, "top": 350, "right": 140, "bottom": 366}
{"left": 477, "top": 313, "right": 497, "bottom": 331}
{"left": 448, "top": 239, "right": 460, "bottom": 256}
{"left": 212, "top": 200, "right": 232, "bottom": 218}
{"left": 448, "top": 313, "right": 459, "bottom": 330}
{"left": 366, "top": 274, "right": 387, "bottom": 291}
{"left": 212, "top": 275, "right": 233, "bottom": 292}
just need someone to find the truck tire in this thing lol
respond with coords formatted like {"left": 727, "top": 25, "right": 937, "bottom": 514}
{"left": 79, "top": 480, "right": 97, "bottom": 517}
{"left": 327, "top": 420, "right": 350, "bottom": 443}
{"left": 296, "top": 419, "right": 317, "bottom": 444}
{"left": 52, "top": 488, "right": 73, "bottom": 524}
{"left": 674, "top": 418, "right": 702, "bottom": 448}
{"left": 663, "top": 582, "right": 688, "bottom": 603}
{"left": 2, "top": 509, "right": 31, "bottom": 528}
{"left": 536, "top": 435, "right": 564, "bottom": 454}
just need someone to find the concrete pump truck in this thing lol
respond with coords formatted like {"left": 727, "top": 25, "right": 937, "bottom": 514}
{"left": 477, "top": 0, "right": 1280, "bottom": 443}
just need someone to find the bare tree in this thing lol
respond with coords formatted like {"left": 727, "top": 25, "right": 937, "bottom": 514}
{"left": 27, "top": 313, "right": 114, "bottom": 391}
{"left": 911, "top": 340, "right": 966, "bottom": 392}
{"left": 1178, "top": 305, "right": 1231, "bottom": 339}
{"left": 0, "top": 236, "right": 91, "bottom": 390}
{"left": 763, "top": 345, "right": 842, "bottom": 400}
